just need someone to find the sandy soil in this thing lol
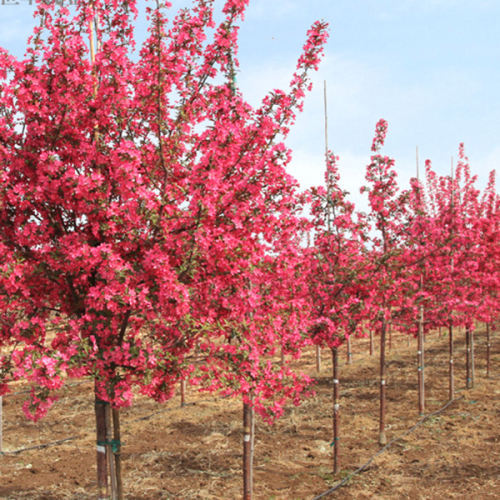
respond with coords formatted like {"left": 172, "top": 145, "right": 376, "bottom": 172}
{"left": 0, "top": 327, "right": 498, "bottom": 499}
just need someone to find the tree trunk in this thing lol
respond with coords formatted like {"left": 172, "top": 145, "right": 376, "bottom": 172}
{"left": 0, "top": 396, "right": 3, "bottom": 453}
{"left": 470, "top": 329, "right": 475, "bottom": 388}
{"left": 180, "top": 379, "right": 186, "bottom": 407}
{"left": 346, "top": 336, "right": 352, "bottom": 364}
{"left": 379, "top": 320, "right": 387, "bottom": 445}
{"left": 243, "top": 402, "right": 254, "bottom": 500}
{"left": 369, "top": 329, "right": 374, "bottom": 356}
{"left": 449, "top": 324, "right": 454, "bottom": 401}
{"left": 332, "top": 347, "right": 340, "bottom": 474}
{"left": 466, "top": 327, "right": 472, "bottom": 389}
{"left": 315, "top": 345, "right": 321, "bottom": 373}
{"left": 417, "top": 305, "right": 425, "bottom": 415}
{"left": 486, "top": 323, "right": 491, "bottom": 378}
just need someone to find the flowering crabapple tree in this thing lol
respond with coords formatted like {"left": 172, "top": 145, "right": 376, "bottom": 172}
{"left": 0, "top": 0, "right": 328, "bottom": 496}
{"left": 441, "top": 145, "right": 495, "bottom": 389}
{"left": 398, "top": 170, "right": 445, "bottom": 415}
{"left": 360, "top": 119, "right": 410, "bottom": 445}
{"left": 307, "top": 151, "right": 369, "bottom": 473}
{"left": 475, "top": 171, "right": 499, "bottom": 377}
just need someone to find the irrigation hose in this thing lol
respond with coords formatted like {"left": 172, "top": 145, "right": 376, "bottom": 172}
{"left": 311, "top": 395, "right": 464, "bottom": 500}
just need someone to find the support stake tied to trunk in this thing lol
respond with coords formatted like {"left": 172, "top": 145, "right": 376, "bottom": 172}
{"left": 112, "top": 409, "right": 123, "bottom": 500}
{"left": 95, "top": 394, "right": 109, "bottom": 500}
{"left": 105, "top": 404, "right": 118, "bottom": 500}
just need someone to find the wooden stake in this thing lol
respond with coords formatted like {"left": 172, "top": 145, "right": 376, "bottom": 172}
{"left": 416, "top": 151, "right": 425, "bottom": 418}
{"left": 112, "top": 409, "right": 123, "bottom": 500}
{"left": 95, "top": 394, "right": 109, "bottom": 500}
{"left": 324, "top": 80, "right": 329, "bottom": 155}
{"left": 332, "top": 347, "right": 340, "bottom": 474}
{"left": 369, "top": 329, "right": 374, "bottom": 356}
{"left": 105, "top": 404, "right": 118, "bottom": 500}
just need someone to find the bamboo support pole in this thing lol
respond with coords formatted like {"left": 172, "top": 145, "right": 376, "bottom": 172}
{"left": 112, "top": 409, "right": 123, "bottom": 500}
{"left": 105, "top": 404, "right": 118, "bottom": 500}
{"left": 95, "top": 396, "right": 109, "bottom": 500}
{"left": 486, "top": 323, "right": 491, "bottom": 378}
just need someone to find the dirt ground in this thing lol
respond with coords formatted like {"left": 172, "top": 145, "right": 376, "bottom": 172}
{"left": 0, "top": 327, "right": 498, "bottom": 499}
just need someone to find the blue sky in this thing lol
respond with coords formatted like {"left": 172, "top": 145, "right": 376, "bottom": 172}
{"left": 1, "top": 0, "right": 498, "bottom": 207}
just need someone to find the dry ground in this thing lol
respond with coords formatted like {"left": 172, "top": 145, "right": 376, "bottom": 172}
{"left": 0, "top": 327, "right": 498, "bottom": 499}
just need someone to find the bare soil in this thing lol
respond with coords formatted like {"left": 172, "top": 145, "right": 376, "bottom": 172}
{"left": 0, "top": 327, "right": 498, "bottom": 499}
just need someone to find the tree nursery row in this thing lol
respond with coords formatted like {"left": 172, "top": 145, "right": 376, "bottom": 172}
{"left": 0, "top": 1, "right": 497, "bottom": 498}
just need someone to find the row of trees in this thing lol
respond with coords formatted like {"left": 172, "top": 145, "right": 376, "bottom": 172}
{"left": 0, "top": 0, "right": 497, "bottom": 498}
